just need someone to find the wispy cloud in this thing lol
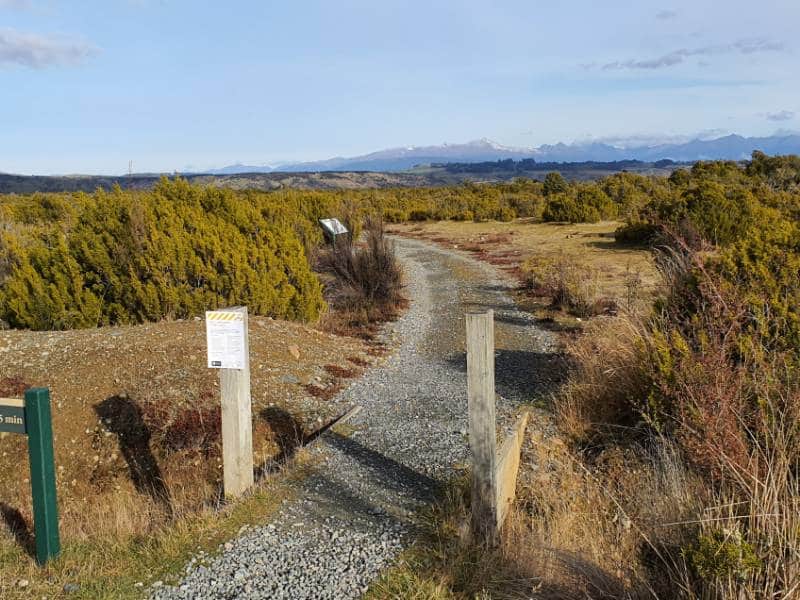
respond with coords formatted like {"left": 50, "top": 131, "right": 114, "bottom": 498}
{"left": 655, "top": 9, "right": 678, "bottom": 20}
{"left": 598, "top": 38, "right": 786, "bottom": 70}
{"left": 582, "top": 128, "right": 730, "bottom": 148}
{"left": 0, "top": 0, "right": 32, "bottom": 9}
{"left": 0, "top": 28, "right": 98, "bottom": 68}
{"left": 765, "top": 110, "right": 795, "bottom": 122}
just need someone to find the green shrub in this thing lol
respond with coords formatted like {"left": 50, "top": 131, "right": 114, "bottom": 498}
{"left": 409, "top": 209, "right": 433, "bottom": 221}
{"left": 383, "top": 208, "right": 407, "bottom": 223}
{"left": 0, "top": 179, "right": 326, "bottom": 329}
{"left": 614, "top": 221, "right": 659, "bottom": 245}
{"left": 683, "top": 528, "right": 761, "bottom": 581}
{"left": 543, "top": 192, "right": 601, "bottom": 223}
{"left": 543, "top": 171, "right": 568, "bottom": 196}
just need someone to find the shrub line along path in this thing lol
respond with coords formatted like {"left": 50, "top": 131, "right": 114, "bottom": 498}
{"left": 152, "top": 237, "right": 560, "bottom": 600}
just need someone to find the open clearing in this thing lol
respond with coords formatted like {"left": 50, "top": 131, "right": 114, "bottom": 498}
{"left": 388, "top": 219, "right": 659, "bottom": 304}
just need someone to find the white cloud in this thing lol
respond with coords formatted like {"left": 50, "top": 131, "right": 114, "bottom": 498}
{"left": 765, "top": 110, "right": 795, "bottom": 122}
{"left": 0, "top": 0, "right": 32, "bottom": 9}
{"left": 656, "top": 9, "right": 678, "bottom": 20}
{"left": 0, "top": 28, "right": 98, "bottom": 68}
{"left": 599, "top": 38, "right": 786, "bottom": 70}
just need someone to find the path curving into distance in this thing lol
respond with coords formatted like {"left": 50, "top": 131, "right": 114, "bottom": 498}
{"left": 152, "top": 237, "right": 561, "bottom": 600}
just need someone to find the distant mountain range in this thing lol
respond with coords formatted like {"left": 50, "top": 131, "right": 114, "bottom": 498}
{"left": 203, "top": 133, "right": 800, "bottom": 174}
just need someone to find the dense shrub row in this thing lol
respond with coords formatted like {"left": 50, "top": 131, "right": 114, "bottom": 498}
{"left": 3, "top": 152, "right": 799, "bottom": 335}
{"left": 0, "top": 179, "right": 325, "bottom": 329}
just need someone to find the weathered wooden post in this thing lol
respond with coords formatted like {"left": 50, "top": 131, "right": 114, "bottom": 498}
{"left": 206, "top": 307, "right": 254, "bottom": 499}
{"left": 466, "top": 310, "right": 498, "bottom": 544}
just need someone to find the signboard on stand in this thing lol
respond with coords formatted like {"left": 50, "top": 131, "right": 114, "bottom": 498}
{"left": 0, "top": 389, "right": 60, "bottom": 565}
{"left": 0, "top": 397, "right": 26, "bottom": 434}
{"left": 319, "top": 218, "right": 349, "bottom": 247}
{"left": 205, "top": 309, "right": 247, "bottom": 370}
{"left": 205, "top": 307, "right": 254, "bottom": 498}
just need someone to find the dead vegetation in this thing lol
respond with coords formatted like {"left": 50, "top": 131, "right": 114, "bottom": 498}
{"left": 318, "top": 216, "right": 407, "bottom": 341}
{"left": 389, "top": 219, "right": 658, "bottom": 327}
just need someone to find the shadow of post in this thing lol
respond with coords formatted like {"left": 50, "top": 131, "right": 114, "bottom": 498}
{"left": 254, "top": 406, "right": 307, "bottom": 480}
{"left": 94, "top": 395, "right": 172, "bottom": 517}
{"left": 0, "top": 503, "right": 35, "bottom": 558}
{"left": 446, "top": 348, "right": 567, "bottom": 405}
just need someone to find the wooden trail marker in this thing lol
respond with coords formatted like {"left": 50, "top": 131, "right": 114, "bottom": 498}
{"left": 466, "top": 310, "right": 498, "bottom": 544}
{"left": 206, "top": 307, "right": 254, "bottom": 499}
{"left": 465, "top": 311, "right": 530, "bottom": 544}
{"left": 0, "top": 389, "right": 61, "bottom": 565}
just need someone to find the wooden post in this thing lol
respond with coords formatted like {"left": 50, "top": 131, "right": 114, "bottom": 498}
{"left": 466, "top": 310, "right": 498, "bottom": 544}
{"left": 495, "top": 411, "right": 530, "bottom": 530}
{"left": 218, "top": 307, "right": 253, "bottom": 498}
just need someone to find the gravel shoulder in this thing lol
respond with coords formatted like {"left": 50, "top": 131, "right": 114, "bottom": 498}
{"left": 152, "top": 237, "right": 561, "bottom": 600}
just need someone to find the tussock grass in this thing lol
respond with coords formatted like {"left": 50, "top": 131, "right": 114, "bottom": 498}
{"left": 0, "top": 456, "right": 307, "bottom": 599}
{"left": 319, "top": 216, "right": 407, "bottom": 337}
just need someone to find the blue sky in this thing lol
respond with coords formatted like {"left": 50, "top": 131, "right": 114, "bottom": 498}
{"left": 1, "top": 0, "right": 798, "bottom": 174}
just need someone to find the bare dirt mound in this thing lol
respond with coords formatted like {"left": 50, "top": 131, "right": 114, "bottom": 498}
{"left": 0, "top": 317, "right": 373, "bottom": 544}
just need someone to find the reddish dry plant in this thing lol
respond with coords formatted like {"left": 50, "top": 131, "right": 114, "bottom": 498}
{"left": 483, "top": 232, "right": 513, "bottom": 245}
{"left": 141, "top": 394, "right": 222, "bottom": 457}
{"left": 0, "top": 375, "right": 29, "bottom": 397}
{"left": 347, "top": 356, "right": 370, "bottom": 367}
{"left": 429, "top": 236, "right": 452, "bottom": 244}
{"left": 304, "top": 383, "right": 343, "bottom": 401}
{"left": 366, "top": 345, "right": 388, "bottom": 357}
{"left": 323, "top": 364, "right": 359, "bottom": 379}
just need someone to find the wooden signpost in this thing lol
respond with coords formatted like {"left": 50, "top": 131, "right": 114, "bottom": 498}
{"left": 206, "top": 307, "right": 254, "bottom": 499}
{"left": 0, "top": 388, "right": 61, "bottom": 565}
{"left": 466, "top": 310, "right": 499, "bottom": 544}
{"left": 465, "top": 310, "right": 529, "bottom": 545}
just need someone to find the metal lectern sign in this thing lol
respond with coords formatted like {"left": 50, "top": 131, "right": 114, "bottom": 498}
{"left": 0, "top": 397, "right": 26, "bottom": 434}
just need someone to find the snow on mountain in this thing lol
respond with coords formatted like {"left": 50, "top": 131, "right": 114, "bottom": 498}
{"left": 202, "top": 133, "right": 800, "bottom": 174}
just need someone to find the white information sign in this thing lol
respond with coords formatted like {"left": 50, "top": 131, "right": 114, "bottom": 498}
{"left": 319, "top": 218, "right": 348, "bottom": 236}
{"left": 206, "top": 309, "right": 247, "bottom": 370}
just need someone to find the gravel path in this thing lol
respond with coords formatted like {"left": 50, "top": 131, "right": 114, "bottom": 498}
{"left": 152, "top": 237, "right": 561, "bottom": 600}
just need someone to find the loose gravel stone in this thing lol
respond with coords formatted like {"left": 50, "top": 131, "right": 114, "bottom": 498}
{"left": 151, "top": 238, "right": 559, "bottom": 600}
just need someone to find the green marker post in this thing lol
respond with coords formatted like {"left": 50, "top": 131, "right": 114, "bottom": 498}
{"left": 25, "top": 388, "right": 60, "bottom": 565}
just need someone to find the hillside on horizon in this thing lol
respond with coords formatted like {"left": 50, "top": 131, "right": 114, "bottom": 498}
{"left": 198, "top": 131, "right": 800, "bottom": 175}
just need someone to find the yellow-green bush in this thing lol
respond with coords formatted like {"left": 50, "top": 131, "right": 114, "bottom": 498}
{"left": 0, "top": 179, "right": 325, "bottom": 330}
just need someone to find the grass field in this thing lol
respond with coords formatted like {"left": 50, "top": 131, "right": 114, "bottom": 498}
{"left": 389, "top": 219, "right": 659, "bottom": 322}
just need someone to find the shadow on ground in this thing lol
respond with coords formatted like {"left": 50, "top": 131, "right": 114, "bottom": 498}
{"left": 94, "top": 395, "right": 172, "bottom": 516}
{"left": 291, "top": 431, "right": 440, "bottom": 530}
{"left": 446, "top": 349, "right": 566, "bottom": 403}
{"left": 0, "top": 502, "right": 35, "bottom": 558}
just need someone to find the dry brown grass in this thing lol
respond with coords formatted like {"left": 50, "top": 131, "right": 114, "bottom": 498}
{"left": 389, "top": 219, "right": 659, "bottom": 309}
{"left": 369, "top": 425, "right": 705, "bottom": 599}
{"left": 555, "top": 317, "right": 650, "bottom": 444}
